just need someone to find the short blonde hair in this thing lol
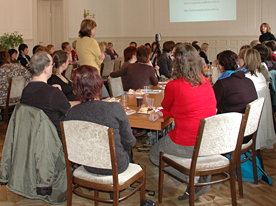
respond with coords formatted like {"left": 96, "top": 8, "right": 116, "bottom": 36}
{"left": 201, "top": 43, "right": 209, "bottom": 53}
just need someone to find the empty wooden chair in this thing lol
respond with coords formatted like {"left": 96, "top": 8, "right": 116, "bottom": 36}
{"left": 107, "top": 76, "right": 124, "bottom": 97}
{"left": 101, "top": 60, "right": 115, "bottom": 81}
{"left": 113, "top": 59, "right": 122, "bottom": 71}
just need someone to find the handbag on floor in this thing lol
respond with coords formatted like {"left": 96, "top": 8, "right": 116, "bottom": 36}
{"left": 225, "top": 152, "right": 273, "bottom": 185}
{"left": 140, "top": 199, "right": 156, "bottom": 206}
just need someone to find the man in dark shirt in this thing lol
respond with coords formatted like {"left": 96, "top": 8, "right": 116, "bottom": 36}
{"left": 20, "top": 51, "right": 71, "bottom": 139}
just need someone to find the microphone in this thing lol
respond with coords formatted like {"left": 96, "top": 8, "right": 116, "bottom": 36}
{"left": 155, "top": 33, "right": 161, "bottom": 42}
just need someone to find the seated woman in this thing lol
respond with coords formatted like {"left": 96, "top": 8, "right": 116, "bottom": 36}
{"left": 17, "top": 43, "right": 30, "bottom": 69}
{"left": 118, "top": 46, "right": 137, "bottom": 90}
{"left": 0, "top": 51, "right": 31, "bottom": 105}
{"left": 200, "top": 42, "right": 209, "bottom": 64}
{"left": 99, "top": 42, "right": 111, "bottom": 63}
{"left": 157, "top": 41, "right": 175, "bottom": 79}
{"left": 149, "top": 43, "right": 217, "bottom": 202}
{"left": 110, "top": 45, "right": 158, "bottom": 91}
{"left": 213, "top": 50, "right": 257, "bottom": 114}
{"left": 240, "top": 48, "right": 267, "bottom": 91}
{"left": 65, "top": 65, "right": 136, "bottom": 175}
{"left": 8, "top": 49, "right": 18, "bottom": 63}
{"left": 47, "top": 50, "right": 76, "bottom": 101}
{"left": 213, "top": 50, "right": 258, "bottom": 144}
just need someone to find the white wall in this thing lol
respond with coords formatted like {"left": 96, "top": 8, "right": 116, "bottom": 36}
{"left": 1, "top": 0, "right": 276, "bottom": 60}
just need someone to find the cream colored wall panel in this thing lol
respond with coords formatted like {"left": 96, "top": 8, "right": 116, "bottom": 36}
{"left": 13, "top": 0, "right": 33, "bottom": 38}
{"left": 241, "top": 40, "right": 250, "bottom": 45}
{"left": 218, "top": 40, "right": 228, "bottom": 46}
{"left": 0, "top": 0, "right": 10, "bottom": 32}
{"left": 230, "top": 40, "right": 239, "bottom": 46}
{"left": 68, "top": 0, "right": 123, "bottom": 38}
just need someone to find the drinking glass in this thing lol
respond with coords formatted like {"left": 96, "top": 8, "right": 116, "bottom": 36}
{"left": 122, "top": 91, "right": 127, "bottom": 102}
{"left": 144, "top": 86, "right": 150, "bottom": 93}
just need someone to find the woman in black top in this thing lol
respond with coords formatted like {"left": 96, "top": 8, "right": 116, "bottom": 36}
{"left": 17, "top": 44, "right": 30, "bottom": 69}
{"left": 47, "top": 50, "right": 76, "bottom": 101}
{"left": 259, "top": 22, "right": 276, "bottom": 43}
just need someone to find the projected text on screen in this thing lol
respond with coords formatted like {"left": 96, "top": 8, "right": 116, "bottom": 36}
{"left": 170, "top": 0, "right": 236, "bottom": 23}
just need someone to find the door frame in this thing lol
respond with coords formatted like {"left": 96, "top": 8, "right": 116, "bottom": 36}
{"left": 32, "top": 0, "right": 69, "bottom": 46}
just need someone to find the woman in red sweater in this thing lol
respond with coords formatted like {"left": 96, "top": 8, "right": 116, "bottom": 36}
{"left": 149, "top": 43, "right": 217, "bottom": 202}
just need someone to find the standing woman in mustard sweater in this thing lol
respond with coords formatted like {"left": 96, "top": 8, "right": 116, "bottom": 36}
{"left": 76, "top": 19, "right": 109, "bottom": 97}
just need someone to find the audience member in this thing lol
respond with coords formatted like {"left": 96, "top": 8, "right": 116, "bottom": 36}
{"left": 46, "top": 44, "right": 55, "bottom": 54}
{"left": 65, "top": 65, "right": 136, "bottom": 174}
{"left": 129, "top": 41, "right": 137, "bottom": 47}
{"left": 107, "top": 42, "right": 119, "bottom": 58}
{"left": 213, "top": 50, "right": 257, "bottom": 119}
{"left": 200, "top": 42, "right": 209, "bottom": 64}
{"left": 8, "top": 49, "right": 18, "bottom": 63}
{"left": 117, "top": 46, "right": 137, "bottom": 90}
{"left": 32, "top": 45, "right": 40, "bottom": 55}
{"left": 149, "top": 43, "right": 216, "bottom": 202}
{"left": 0, "top": 51, "right": 31, "bottom": 105}
{"left": 239, "top": 44, "right": 251, "bottom": 52}
{"left": 265, "top": 40, "right": 276, "bottom": 62}
{"left": 76, "top": 19, "right": 104, "bottom": 71}
{"left": 250, "top": 40, "right": 260, "bottom": 48}
{"left": 61, "top": 42, "right": 73, "bottom": 65}
{"left": 192, "top": 41, "right": 200, "bottom": 46}
{"left": 71, "top": 40, "right": 78, "bottom": 62}
{"left": 242, "top": 49, "right": 268, "bottom": 91}
{"left": 110, "top": 45, "right": 158, "bottom": 91}
{"left": 20, "top": 51, "right": 71, "bottom": 140}
{"left": 101, "top": 41, "right": 115, "bottom": 60}
{"left": 253, "top": 44, "right": 272, "bottom": 84}
{"left": 99, "top": 42, "right": 111, "bottom": 62}
{"left": 157, "top": 41, "right": 175, "bottom": 79}
{"left": 47, "top": 50, "right": 76, "bottom": 101}
{"left": 17, "top": 43, "right": 30, "bottom": 68}
{"left": 35, "top": 46, "right": 49, "bottom": 53}
{"left": 259, "top": 22, "right": 276, "bottom": 43}
{"left": 145, "top": 43, "right": 151, "bottom": 49}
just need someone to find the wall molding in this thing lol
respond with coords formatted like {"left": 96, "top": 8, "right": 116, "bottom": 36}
{"left": 70, "top": 35, "right": 259, "bottom": 61}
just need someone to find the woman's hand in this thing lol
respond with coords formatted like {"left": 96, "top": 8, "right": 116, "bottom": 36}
{"left": 154, "top": 65, "right": 160, "bottom": 71}
{"left": 148, "top": 111, "right": 163, "bottom": 122}
{"left": 52, "top": 84, "right": 62, "bottom": 90}
{"left": 99, "top": 52, "right": 105, "bottom": 60}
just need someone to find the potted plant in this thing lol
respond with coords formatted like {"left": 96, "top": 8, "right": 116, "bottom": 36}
{"left": 0, "top": 31, "right": 24, "bottom": 51}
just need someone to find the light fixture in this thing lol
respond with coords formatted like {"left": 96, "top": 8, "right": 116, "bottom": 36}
{"left": 84, "top": 9, "right": 95, "bottom": 19}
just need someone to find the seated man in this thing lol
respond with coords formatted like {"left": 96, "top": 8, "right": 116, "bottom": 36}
{"left": 20, "top": 51, "right": 71, "bottom": 140}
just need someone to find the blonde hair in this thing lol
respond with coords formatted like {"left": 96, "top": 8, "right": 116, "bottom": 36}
{"left": 72, "top": 40, "right": 77, "bottom": 50}
{"left": 201, "top": 43, "right": 209, "bottom": 53}
{"left": 243, "top": 49, "right": 262, "bottom": 76}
